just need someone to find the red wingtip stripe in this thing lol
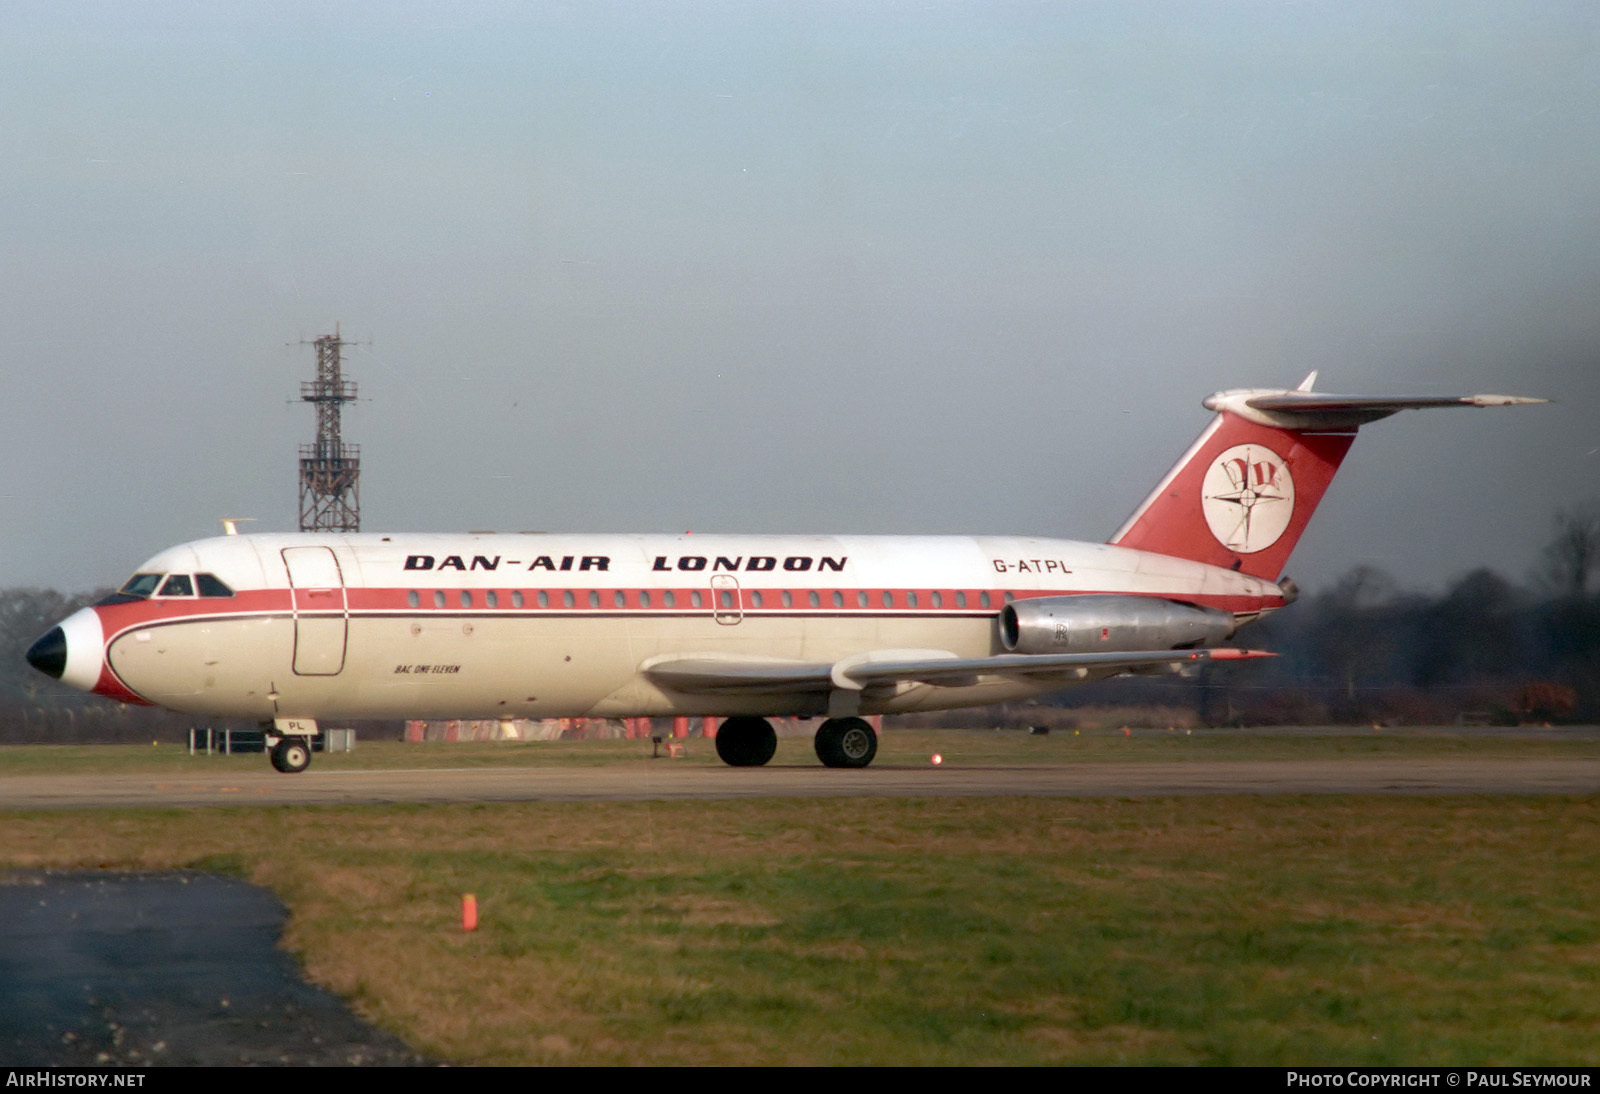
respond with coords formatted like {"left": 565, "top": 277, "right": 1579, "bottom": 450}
{"left": 1207, "top": 648, "right": 1277, "bottom": 660}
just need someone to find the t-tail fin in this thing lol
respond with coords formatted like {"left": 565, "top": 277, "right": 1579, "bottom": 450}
{"left": 1108, "top": 376, "right": 1544, "bottom": 581}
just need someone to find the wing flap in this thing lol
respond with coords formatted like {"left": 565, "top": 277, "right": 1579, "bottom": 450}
{"left": 642, "top": 656, "right": 833, "bottom": 694}
{"left": 643, "top": 648, "right": 1274, "bottom": 695}
{"left": 842, "top": 648, "right": 1272, "bottom": 686}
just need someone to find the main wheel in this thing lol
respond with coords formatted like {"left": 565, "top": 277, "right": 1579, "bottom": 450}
{"left": 814, "top": 717, "right": 878, "bottom": 768}
{"left": 271, "top": 737, "right": 312, "bottom": 774}
{"left": 715, "top": 716, "right": 777, "bottom": 767}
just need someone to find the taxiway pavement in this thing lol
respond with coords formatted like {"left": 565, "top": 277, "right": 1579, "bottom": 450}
{"left": 2, "top": 755, "right": 1596, "bottom": 810}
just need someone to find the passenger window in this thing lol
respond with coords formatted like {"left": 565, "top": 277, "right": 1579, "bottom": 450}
{"left": 782, "top": 591, "right": 793, "bottom": 608}
{"left": 956, "top": 591, "right": 967, "bottom": 608}
{"left": 562, "top": 591, "right": 575, "bottom": 608}
{"left": 908, "top": 591, "right": 919, "bottom": 608}
{"left": 613, "top": 590, "right": 626, "bottom": 608}
{"left": 856, "top": 591, "right": 868, "bottom": 608}
{"left": 512, "top": 591, "right": 525, "bottom": 608}
{"left": 751, "top": 591, "right": 764, "bottom": 608}
{"left": 811, "top": 591, "right": 822, "bottom": 608}
{"left": 195, "top": 573, "right": 234, "bottom": 598}
{"left": 158, "top": 574, "right": 194, "bottom": 597}
{"left": 690, "top": 590, "right": 703, "bottom": 608}
{"left": 408, "top": 590, "right": 420, "bottom": 608}
{"left": 589, "top": 591, "right": 600, "bottom": 608}
{"left": 931, "top": 591, "right": 942, "bottom": 608}
{"left": 663, "top": 590, "right": 675, "bottom": 608}
{"left": 979, "top": 591, "right": 991, "bottom": 609}
{"left": 881, "top": 591, "right": 893, "bottom": 608}
{"left": 460, "top": 591, "right": 473, "bottom": 608}
{"left": 434, "top": 590, "right": 446, "bottom": 608}
{"left": 830, "top": 591, "right": 841, "bottom": 608}
{"left": 486, "top": 591, "right": 499, "bottom": 609}
{"left": 640, "top": 590, "right": 652, "bottom": 608}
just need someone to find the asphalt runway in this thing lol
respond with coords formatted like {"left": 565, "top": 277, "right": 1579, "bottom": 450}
{"left": 0, "top": 872, "right": 427, "bottom": 1066}
{"left": 3, "top": 754, "right": 1597, "bottom": 810}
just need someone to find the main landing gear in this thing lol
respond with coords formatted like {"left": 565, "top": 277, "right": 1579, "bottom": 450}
{"left": 712, "top": 716, "right": 880, "bottom": 769}
{"left": 715, "top": 716, "right": 778, "bottom": 767}
{"left": 813, "top": 717, "right": 878, "bottom": 768}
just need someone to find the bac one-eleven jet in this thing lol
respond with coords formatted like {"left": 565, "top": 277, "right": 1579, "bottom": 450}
{"left": 27, "top": 375, "right": 1540, "bottom": 774}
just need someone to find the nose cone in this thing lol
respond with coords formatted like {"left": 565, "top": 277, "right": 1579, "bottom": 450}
{"left": 26, "top": 627, "right": 67, "bottom": 680}
{"left": 26, "top": 607, "right": 106, "bottom": 694}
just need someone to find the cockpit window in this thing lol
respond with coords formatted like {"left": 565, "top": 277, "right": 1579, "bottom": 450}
{"left": 158, "top": 574, "right": 194, "bottom": 597}
{"left": 119, "top": 573, "right": 163, "bottom": 598}
{"left": 195, "top": 573, "right": 234, "bottom": 598}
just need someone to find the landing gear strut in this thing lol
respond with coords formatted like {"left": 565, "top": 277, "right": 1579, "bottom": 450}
{"left": 715, "top": 716, "right": 777, "bottom": 767}
{"left": 814, "top": 717, "right": 878, "bottom": 768}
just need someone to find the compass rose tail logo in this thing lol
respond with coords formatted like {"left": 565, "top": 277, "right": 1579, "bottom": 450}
{"left": 1203, "top": 446, "right": 1296, "bottom": 554}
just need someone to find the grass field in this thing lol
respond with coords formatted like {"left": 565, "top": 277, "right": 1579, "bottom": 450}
{"left": 2, "top": 731, "right": 1598, "bottom": 1065}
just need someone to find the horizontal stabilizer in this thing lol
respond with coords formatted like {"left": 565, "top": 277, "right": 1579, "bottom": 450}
{"left": 1204, "top": 384, "right": 1545, "bottom": 430}
{"left": 1248, "top": 392, "right": 1544, "bottom": 412}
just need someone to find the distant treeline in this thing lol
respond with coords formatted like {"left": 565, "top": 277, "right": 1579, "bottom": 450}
{"left": 1076, "top": 565, "right": 1600, "bottom": 727}
{"left": 4, "top": 533, "right": 1599, "bottom": 742}
{"left": 899, "top": 574, "right": 1600, "bottom": 731}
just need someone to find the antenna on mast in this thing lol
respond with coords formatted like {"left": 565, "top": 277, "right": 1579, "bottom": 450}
{"left": 297, "top": 325, "right": 363, "bottom": 532}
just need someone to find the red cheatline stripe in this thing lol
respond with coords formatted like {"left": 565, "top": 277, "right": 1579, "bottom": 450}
{"left": 95, "top": 586, "right": 1286, "bottom": 625}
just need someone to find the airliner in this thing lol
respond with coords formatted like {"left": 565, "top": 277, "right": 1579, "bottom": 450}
{"left": 25, "top": 375, "right": 1539, "bottom": 773}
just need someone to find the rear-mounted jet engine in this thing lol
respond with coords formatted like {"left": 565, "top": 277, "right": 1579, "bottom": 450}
{"left": 998, "top": 595, "right": 1236, "bottom": 655}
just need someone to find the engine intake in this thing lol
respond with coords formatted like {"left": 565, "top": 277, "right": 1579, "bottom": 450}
{"left": 998, "top": 595, "right": 1235, "bottom": 654}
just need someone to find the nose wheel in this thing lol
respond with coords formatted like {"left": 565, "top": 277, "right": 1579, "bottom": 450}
{"left": 265, "top": 719, "right": 317, "bottom": 774}
{"left": 268, "top": 737, "right": 312, "bottom": 773}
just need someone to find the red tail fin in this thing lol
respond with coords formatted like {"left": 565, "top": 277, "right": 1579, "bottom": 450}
{"left": 1108, "top": 412, "right": 1354, "bottom": 581}
{"left": 1108, "top": 378, "right": 1544, "bottom": 581}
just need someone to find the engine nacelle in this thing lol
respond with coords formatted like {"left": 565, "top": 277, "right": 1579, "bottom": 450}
{"left": 998, "top": 595, "right": 1236, "bottom": 655}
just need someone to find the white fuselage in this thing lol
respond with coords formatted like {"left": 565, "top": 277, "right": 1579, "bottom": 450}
{"left": 69, "top": 532, "right": 1284, "bottom": 721}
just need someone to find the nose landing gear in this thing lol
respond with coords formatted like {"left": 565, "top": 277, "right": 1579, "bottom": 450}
{"left": 269, "top": 737, "right": 312, "bottom": 773}
{"left": 264, "top": 718, "right": 317, "bottom": 774}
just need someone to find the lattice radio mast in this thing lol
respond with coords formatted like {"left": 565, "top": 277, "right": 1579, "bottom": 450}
{"left": 297, "top": 326, "right": 361, "bottom": 532}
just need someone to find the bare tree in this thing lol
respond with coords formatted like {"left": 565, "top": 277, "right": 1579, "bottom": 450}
{"left": 1540, "top": 501, "right": 1600, "bottom": 597}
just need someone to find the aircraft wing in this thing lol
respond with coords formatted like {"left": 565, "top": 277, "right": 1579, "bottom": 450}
{"left": 642, "top": 647, "right": 1272, "bottom": 696}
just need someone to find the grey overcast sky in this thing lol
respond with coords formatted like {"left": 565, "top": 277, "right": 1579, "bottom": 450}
{"left": 3, "top": 1, "right": 1596, "bottom": 594}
